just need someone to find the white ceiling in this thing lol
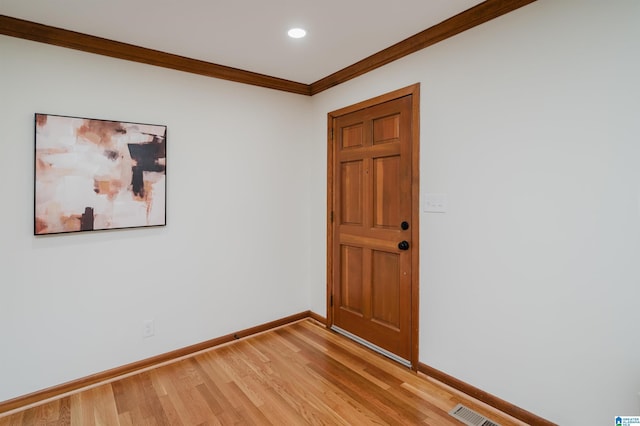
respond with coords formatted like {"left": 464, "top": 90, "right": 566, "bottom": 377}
{"left": 1, "top": 0, "right": 484, "bottom": 84}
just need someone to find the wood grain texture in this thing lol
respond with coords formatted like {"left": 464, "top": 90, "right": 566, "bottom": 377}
{"left": 2, "top": 0, "right": 536, "bottom": 96}
{"left": 0, "top": 311, "right": 310, "bottom": 415}
{"left": 332, "top": 94, "right": 413, "bottom": 361}
{"left": 408, "top": 84, "right": 421, "bottom": 369}
{"left": 308, "top": 311, "right": 327, "bottom": 325}
{"left": 328, "top": 84, "right": 420, "bottom": 368}
{"left": 0, "top": 319, "right": 536, "bottom": 425}
{"left": 418, "top": 363, "right": 557, "bottom": 426}
{"left": 0, "top": 15, "right": 311, "bottom": 96}
{"left": 309, "top": 0, "right": 537, "bottom": 94}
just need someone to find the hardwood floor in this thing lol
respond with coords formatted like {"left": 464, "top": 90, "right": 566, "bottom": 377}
{"left": 0, "top": 319, "right": 528, "bottom": 425}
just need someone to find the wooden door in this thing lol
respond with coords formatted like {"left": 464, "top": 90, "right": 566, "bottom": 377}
{"left": 328, "top": 85, "right": 419, "bottom": 366}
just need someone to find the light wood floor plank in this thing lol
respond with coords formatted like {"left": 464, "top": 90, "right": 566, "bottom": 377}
{"left": 0, "top": 319, "right": 529, "bottom": 425}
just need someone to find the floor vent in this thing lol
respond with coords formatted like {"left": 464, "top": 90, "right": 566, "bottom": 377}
{"left": 449, "top": 403, "right": 502, "bottom": 426}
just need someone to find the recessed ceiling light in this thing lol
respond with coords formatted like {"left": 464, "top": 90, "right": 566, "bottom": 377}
{"left": 288, "top": 28, "right": 307, "bottom": 39}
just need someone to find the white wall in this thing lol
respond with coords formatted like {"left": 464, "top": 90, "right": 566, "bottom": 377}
{"left": 2, "top": 1, "right": 640, "bottom": 424}
{"left": 309, "top": 0, "right": 640, "bottom": 424}
{"left": 0, "top": 35, "right": 312, "bottom": 402}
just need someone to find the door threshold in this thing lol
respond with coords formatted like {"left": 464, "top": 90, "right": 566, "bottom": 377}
{"left": 331, "top": 325, "right": 412, "bottom": 368}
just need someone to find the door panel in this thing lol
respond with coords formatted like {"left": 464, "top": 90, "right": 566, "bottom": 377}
{"left": 340, "top": 161, "right": 364, "bottom": 225}
{"left": 330, "top": 92, "right": 415, "bottom": 362}
{"left": 340, "top": 245, "right": 364, "bottom": 315}
{"left": 371, "top": 250, "right": 400, "bottom": 329}
{"left": 373, "top": 155, "right": 401, "bottom": 228}
{"left": 342, "top": 123, "right": 365, "bottom": 149}
{"left": 373, "top": 114, "right": 400, "bottom": 144}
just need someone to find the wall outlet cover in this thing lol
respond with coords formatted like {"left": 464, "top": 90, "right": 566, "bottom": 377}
{"left": 143, "top": 319, "right": 155, "bottom": 338}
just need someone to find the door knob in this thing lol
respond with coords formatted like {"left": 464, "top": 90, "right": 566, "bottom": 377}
{"left": 401, "top": 221, "right": 409, "bottom": 230}
{"left": 398, "top": 241, "right": 410, "bottom": 250}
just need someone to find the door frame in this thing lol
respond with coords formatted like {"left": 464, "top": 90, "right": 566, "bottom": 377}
{"left": 326, "top": 83, "right": 420, "bottom": 369}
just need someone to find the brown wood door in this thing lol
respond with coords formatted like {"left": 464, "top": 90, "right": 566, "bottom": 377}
{"left": 329, "top": 85, "right": 419, "bottom": 365}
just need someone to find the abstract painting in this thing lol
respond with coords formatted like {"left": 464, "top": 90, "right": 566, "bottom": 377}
{"left": 34, "top": 114, "right": 167, "bottom": 235}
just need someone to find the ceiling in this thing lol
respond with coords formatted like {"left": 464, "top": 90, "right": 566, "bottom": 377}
{"left": 0, "top": 0, "right": 485, "bottom": 84}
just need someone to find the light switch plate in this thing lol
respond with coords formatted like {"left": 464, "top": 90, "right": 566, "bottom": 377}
{"left": 424, "top": 193, "right": 448, "bottom": 213}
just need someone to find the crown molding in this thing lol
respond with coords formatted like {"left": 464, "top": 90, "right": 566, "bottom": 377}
{"left": 310, "top": 0, "right": 536, "bottom": 94}
{"left": 1, "top": 0, "right": 536, "bottom": 96}
{"left": 0, "top": 14, "right": 311, "bottom": 95}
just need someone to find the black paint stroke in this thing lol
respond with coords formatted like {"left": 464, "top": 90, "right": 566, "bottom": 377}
{"left": 127, "top": 134, "right": 166, "bottom": 198}
{"left": 80, "top": 207, "right": 94, "bottom": 231}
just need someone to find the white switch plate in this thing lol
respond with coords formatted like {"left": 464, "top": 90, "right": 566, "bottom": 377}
{"left": 424, "top": 193, "right": 448, "bottom": 213}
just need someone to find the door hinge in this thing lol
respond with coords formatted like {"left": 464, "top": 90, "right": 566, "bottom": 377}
{"left": 330, "top": 294, "right": 333, "bottom": 307}
{"left": 330, "top": 128, "right": 334, "bottom": 139}
{"left": 330, "top": 211, "right": 334, "bottom": 222}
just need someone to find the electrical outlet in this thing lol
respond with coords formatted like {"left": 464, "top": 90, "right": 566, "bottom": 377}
{"left": 143, "top": 319, "right": 155, "bottom": 338}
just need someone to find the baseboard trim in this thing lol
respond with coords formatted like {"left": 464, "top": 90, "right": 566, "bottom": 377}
{"left": 0, "top": 311, "right": 311, "bottom": 415}
{"left": 1, "top": 312, "right": 553, "bottom": 425}
{"left": 418, "top": 363, "right": 556, "bottom": 426}
{"left": 308, "top": 310, "right": 327, "bottom": 325}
